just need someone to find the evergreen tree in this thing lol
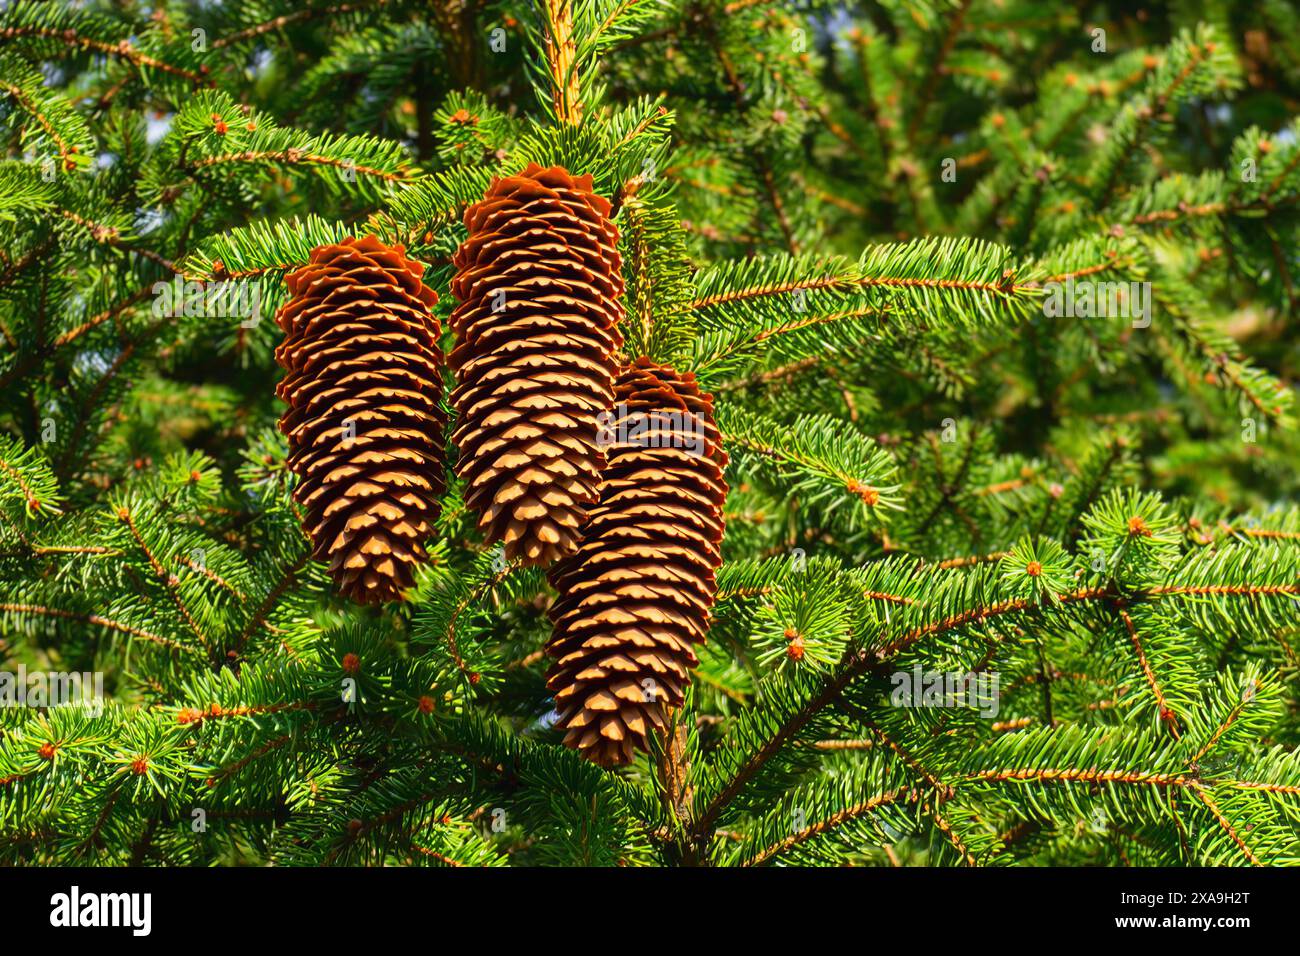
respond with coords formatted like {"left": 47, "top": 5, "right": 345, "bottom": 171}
{"left": 1, "top": 0, "right": 1298, "bottom": 867}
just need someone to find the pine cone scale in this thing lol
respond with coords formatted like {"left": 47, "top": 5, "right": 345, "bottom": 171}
{"left": 545, "top": 358, "right": 728, "bottom": 767}
{"left": 449, "top": 163, "right": 625, "bottom": 566}
{"left": 274, "top": 236, "right": 446, "bottom": 604}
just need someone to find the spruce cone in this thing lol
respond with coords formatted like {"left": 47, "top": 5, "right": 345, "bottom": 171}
{"left": 449, "top": 163, "right": 624, "bottom": 567}
{"left": 545, "top": 358, "right": 728, "bottom": 766}
{"left": 274, "top": 236, "right": 446, "bottom": 604}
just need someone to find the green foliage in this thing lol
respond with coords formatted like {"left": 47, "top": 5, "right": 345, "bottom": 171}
{"left": 0, "top": 0, "right": 1297, "bottom": 867}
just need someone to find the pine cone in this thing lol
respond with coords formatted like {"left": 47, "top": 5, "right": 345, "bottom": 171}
{"left": 274, "top": 236, "right": 446, "bottom": 604}
{"left": 545, "top": 358, "right": 728, "bottom": 766}
{"left": 449, "top": 163, "right": 624, "bottom": 567}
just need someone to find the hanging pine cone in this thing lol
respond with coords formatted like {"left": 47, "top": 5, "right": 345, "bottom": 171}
{"left": 449, "top": 163, "right": 624, "bottom": 566}
{"left": 545, "top": 358, "right": 729, "bottom": 766}
{"left": 274, "top": 236, "right": 446, "bottom": 604}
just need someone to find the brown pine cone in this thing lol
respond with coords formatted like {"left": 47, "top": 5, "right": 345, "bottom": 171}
{"left": 449, "top": 163, "right": 624, "bottom": 567}
{"left": 545, "top": 358, "right": 729, "bottom": 766}
{"left": 274, "top": 236, "right": 446, "bottom": 604}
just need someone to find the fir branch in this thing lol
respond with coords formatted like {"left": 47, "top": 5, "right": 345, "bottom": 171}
{"left": 541, "top": 0, "right": 582, "bottom": 125}
{"left": 0, "top": 26, "right": 206, "bottom": 86}
{"left": 0, "top": 603, "right": 192, "bottom": 654}
{"left": 208, "top": 0, "right": 393, "bottom": 50}
{"left": 744, "top": 786, "right": 916, "bottom": 866}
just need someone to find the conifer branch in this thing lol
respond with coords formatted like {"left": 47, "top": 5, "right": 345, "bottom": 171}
{"left": 0, "top": 603, "right": 190, "bottom": 653}
{"left": 208, "top": 0, "right": 392, "bottom": 50}
{"left": 1, "top": 0, "right": 1297, "bottom": 871}
{"left": 541, "top": 0, "right": 582, "bottom": 125}
{"left": 0, "top": 25, "right": 207, "bottom": 85}
{"left": 744, "top": 787, "right": 915, "bottom": 866}
{"left": 188, "top": 150, "right": 409, "bottom": 181}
